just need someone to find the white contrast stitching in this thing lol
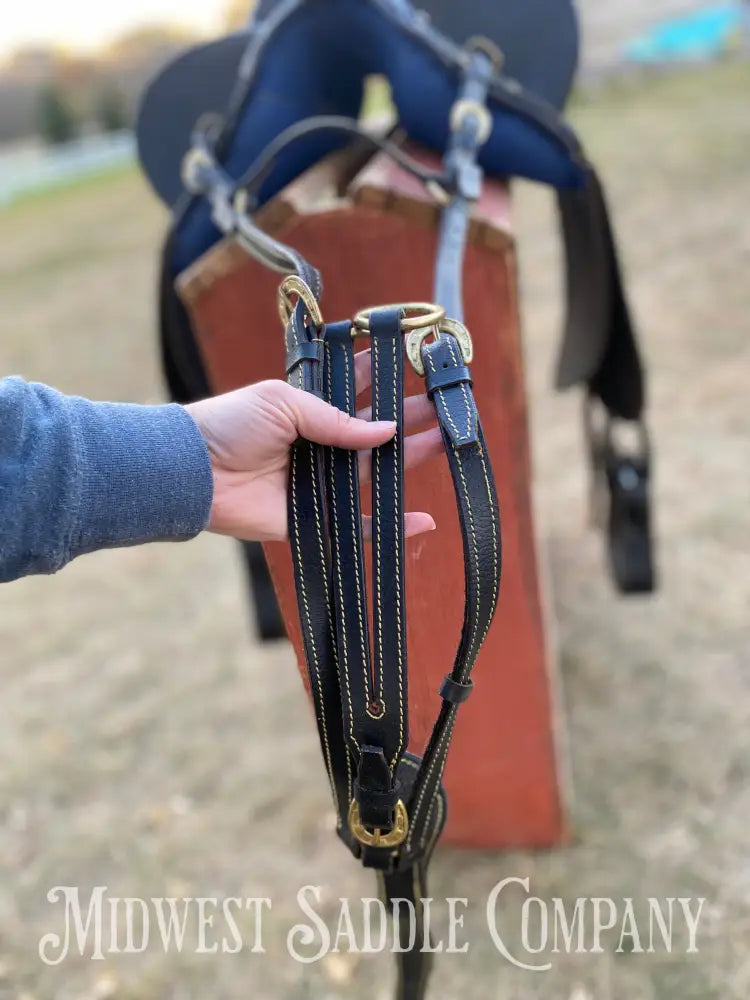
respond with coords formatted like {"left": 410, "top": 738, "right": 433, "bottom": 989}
{"left": 391, "top": 330, "right": 405, "bottom": 770}
{"left": 291, "top": 444, "right": 338, "bottom": 812}
{"left": 408, "top": 438, "right": 482, "bottom": 845}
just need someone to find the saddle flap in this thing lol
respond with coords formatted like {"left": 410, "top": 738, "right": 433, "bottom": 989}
{"left": 137, "top": 0, "right": 585, "bottom": 237}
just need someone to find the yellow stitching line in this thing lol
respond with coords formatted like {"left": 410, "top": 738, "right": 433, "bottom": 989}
{"left": 311, "top": 435, "right": 338, "bottom": 677}
{"left": 412, "top": 708, "right": 457, "bottom": 851}
{"left": 414, "top": 448, "right": 499, "bottom": 848}
{"left": 418, "top": 714, "right": 456, "bottom": 851}
{"left": 447, "top": 339, "right": 473, "bottom": 441}
{"left": 416, "top": 442, "right": 499, "bottom": 848}
{"left": 307, "top": 349, "right": 347, "bottom": 790}
{"left": 391, "top": 331, "right": 406, "bottom": 771}
{"left": 425, "top": 347, "right": 467, "bottom": 443}
{"left": 453, "top": 447, "right": 482, "bottom": 673}
{"left": 426, "top": 788, "right": 445, "bottom": 859}
{"left": 370, "top": 334, "right": 385, "bottom": 719}
{"left": 344, "top": 347, "right": 373, "bottom": 735}
{"left": 291, "top": 445, "right": 338, "bottom": 812}
{"left": 416, "top": 441, "right": 499, "bottom": 848}
{"left": 476, "top": 437, "right": 500, "bottom": 645}
{"left": 409, "top": 448, "right": 481, "bottom": 845}
{"left": 325, "top": 345, "right": 355, "bottom": 796}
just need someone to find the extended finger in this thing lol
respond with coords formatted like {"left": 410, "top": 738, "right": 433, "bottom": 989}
{"left": 357, "top": 425, "right": 444, "bottom": 484}
{"left": 353, "top": 348, "right": 372, "bottom": 395}
{"left": 281, "top": 382, "right": 396, "bottom": 449}
{"left": 361, "top": 512, "right": 436, "bottom": 540}
{"left": 357, "top": 393, "right": 435, "bottom": 432}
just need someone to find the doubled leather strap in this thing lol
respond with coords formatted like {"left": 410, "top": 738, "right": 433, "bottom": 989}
{"left": 160, "top": 30, "right": 655, "bottom": 1000}
{"left": 285, "top": 309, "right": 499, "bottom": 999}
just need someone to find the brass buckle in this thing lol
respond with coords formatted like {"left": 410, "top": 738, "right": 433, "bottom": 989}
{"left": 351, "top": 302, "right": 445, "bottom": 337}
{"left": 347, "top": 799, "right": 408, "bottom": 849}
{"left": 406, "top": 317, "right": 474, "bottom": 377}
{"left": 277, "top": 276, "right": 323, "bottom": 330}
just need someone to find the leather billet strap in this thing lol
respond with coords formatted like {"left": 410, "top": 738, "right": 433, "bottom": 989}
{"left": 323, "top": 311, "right": 410, "bottom": 840}
{"left": 285, "top": 302, "right": 353, "bottom": 821}
{"left": 434, "top": 42, "right": 496, "bottom": 322}
{"left": 556, "top": 167, "right": 655, "bottom": 593}
{"left": 284, "top": 296, "right": 500, "bottom": 997}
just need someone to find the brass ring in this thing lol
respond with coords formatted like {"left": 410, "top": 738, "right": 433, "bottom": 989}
{"left": 348, "top": 799, "right": 409, "bottom": 849}
{"left": 406, "top": 317, "right": 474, "bottom": 377}
{"left": 352, "top": 302, "right": 445, "bottom": 334}
{"left": 277, "top": 276, "right": 323, "bottom": 330}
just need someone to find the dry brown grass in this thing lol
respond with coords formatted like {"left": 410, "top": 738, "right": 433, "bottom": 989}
{"left": 0, "top": 61, "right": 748, "bottom": 1000}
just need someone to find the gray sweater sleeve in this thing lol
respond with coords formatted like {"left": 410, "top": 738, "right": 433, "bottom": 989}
{"left": 0, "top": 377, "right": 213, "bottom": 582}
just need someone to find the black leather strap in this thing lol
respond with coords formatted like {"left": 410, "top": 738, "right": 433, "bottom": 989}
{"left": 285, "top": 304, "right": 499, "bottom": 997}
{"left": 278, "top": 52, "right": 501, "bottom": 1000}
{"left": 162, "top": 15, "right": 656, "bottom": 1000}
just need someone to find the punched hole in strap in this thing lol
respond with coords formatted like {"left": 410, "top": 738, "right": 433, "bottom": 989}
{"left": 439, "top": 675, "right": 474, "bottom": 704}
{"left": 425, "top": 362, "right": 472, "bottom": 397}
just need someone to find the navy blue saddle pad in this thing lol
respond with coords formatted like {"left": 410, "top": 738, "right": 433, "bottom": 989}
{"left": 138, "top": 0, "right": 587, "bottom": 273}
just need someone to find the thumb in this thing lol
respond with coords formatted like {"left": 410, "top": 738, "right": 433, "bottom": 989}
{"left": 284, "top": 384, "right": 396, "bottom": 449}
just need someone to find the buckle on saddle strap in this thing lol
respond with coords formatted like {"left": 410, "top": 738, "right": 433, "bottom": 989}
{"left": 277, "top": 275, "right": 323, "bottom": 330}
{"left": 406, "top": 317, "right": 473, "bottom": 377}
{"left": 348, "top": 799, "right": 409, "bottom": 849}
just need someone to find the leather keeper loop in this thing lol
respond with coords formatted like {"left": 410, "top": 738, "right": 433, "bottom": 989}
{"left": 353, "top": 780, "right": 401, "bottom": 810}
{"left": 286, "top": 341, "right": 322, "bottom": 373}
{"left": 425, "top": 363, "right": 472, "bottom": 397}
{"left": 439, "top": 675, "right": 474, "bottom": 704}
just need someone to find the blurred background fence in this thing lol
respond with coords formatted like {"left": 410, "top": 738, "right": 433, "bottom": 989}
{"left": 0, "top": 132, "right": 135, "bottom": 206}
{"left": 1, "top": 1, "right": 747, "bottom": 205}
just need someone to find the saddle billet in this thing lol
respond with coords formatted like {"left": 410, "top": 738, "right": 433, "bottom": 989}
{"left": 179, "top": 44, "right": 503, "bottom": 999}
{"left": 142, "top": 0, "right": 656, "bottom": 595}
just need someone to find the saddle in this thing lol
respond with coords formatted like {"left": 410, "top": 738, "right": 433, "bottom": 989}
{"left": 139, "top": 0, "right": 655, "bottom": 597}
{"left": 137, "top": 3, "right": 656, "bottom": 997}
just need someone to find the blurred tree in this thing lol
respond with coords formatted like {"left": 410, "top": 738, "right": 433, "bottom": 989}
{"left": 224, "top": 0, "right": 256, "bottom": 30}
{"left": 37, "top": 82, "right": 78, "bottom": 144}
{"left": 96, "top": 82, "right": 129, "bottom": 132}
{"left": 106, "top": 24, "right": 202, "bottom": 64}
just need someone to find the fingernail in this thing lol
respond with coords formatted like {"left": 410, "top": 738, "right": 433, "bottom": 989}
{"left": 373, "top": 420, "right": 397, "bottom": 431}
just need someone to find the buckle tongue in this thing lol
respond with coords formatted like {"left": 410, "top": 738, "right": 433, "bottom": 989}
{"left": 406, "top": 317, "right": 473, "bottom": 377}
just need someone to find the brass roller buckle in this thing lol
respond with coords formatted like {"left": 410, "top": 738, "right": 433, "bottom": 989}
{"left": 352, "top": 302, "right": 445, "bottom": 337}
{"left": 277, "top": 276, "right": 323, "bottom": 330}
{"left": 348, "top": 799, "right": 409, "bottom": 849}
{"left": 406, "top": 317, "right": 474, "bottom": 377}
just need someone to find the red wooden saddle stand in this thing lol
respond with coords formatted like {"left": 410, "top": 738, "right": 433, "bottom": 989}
{"left": 177, "top": 145, "right": 569, "bottom": 849}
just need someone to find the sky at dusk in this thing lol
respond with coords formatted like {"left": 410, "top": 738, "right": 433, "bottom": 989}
{"left": 1, "top": 0, "right": 230, "bottom": 55}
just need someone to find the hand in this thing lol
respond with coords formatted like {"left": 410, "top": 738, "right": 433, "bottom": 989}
{"left": 185, "top": 355, "right": 442, "bottom": 542}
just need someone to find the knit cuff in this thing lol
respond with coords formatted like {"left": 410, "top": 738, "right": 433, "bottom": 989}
{"left": 68, "top": 397, "right": 213, "bottom": 557}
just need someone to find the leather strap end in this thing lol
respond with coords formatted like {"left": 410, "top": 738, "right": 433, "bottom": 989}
{"left": 422, "top": 337, "right": 479, "bottom": 448}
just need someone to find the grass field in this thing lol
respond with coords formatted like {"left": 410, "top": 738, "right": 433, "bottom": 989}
{"left": 0, "top": 61, "right": 748, "bottom": 999}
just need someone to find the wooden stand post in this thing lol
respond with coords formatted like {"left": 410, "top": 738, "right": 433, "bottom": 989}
{"left": 177, "top": 146, "right": 568, "bottom": 849}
